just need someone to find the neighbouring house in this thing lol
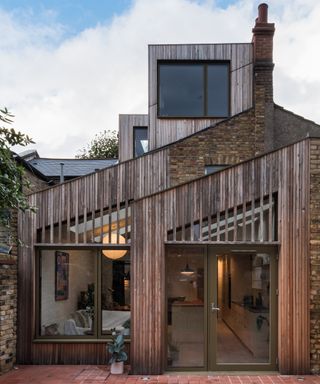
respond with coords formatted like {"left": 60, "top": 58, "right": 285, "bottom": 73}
{"left": 11, "top": 3, "right": 320, "bottom": 376}
{"left": 19, "top": 149, "right": 118, "bottom": 184}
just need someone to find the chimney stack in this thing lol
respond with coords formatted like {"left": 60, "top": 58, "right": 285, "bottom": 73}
{"left": 252, "top": 3, "right": 275, "bottom": 63}
{"left": 252, "top": 3, "right": 275, "bottom": 153}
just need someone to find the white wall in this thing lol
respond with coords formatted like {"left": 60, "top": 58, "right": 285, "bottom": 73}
{"left": 40, "top": 249, "right": 95, "bottom": 334}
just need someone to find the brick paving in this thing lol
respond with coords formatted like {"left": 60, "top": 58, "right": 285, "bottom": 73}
{"left": 0, "top": 366, "right": 320, "bottom": 384}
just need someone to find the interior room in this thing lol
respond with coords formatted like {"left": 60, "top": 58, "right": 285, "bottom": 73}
{"left": 216, "top": 252, "right": 270, "bottom": 364}
{"left": 166, "top": 246, "right": 205, "bottom": 368}
{"left": 39, "top": 248, "right": 131, "bottom": 337}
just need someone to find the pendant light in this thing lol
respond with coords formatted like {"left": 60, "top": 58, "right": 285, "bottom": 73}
{"left": 180, "top": 263, "right": 195, "bottom": 276}
{"left": 102, "top": 232, "right": 127, "bottom": 260}
{"left": 180, "top": 252, "right": 195, "bottom": 276}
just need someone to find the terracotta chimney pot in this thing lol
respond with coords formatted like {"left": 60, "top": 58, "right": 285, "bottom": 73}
{"left": 258, "top": 3, "right": 268, "bottom": 23}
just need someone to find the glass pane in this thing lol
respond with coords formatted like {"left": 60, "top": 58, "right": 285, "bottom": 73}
{"left": 204, "top": 196, "right": 276, "bottom": 242}
{"left": 207, "top": 64, "right": 229, "bottom": 116}
{"left": 167, "top": 247, "right": 205, "bottom": 367}
{"left": 40, "top": 249, "right": 96, "bottom": 336}
{"left": 205, "top": 165, "right": 228, "bottom": 175}
{"left": 134, "top": 127, "right": 148, "bottom": 157}
{"left": 159, "top": 64, "right": 204, "bottom": 117}
{"left": 101, "top": 250, "right": 131, "bottom": 336}
{"left": 217, "top": 253, "right": 270, "bottom": 363}
{"left": 42, "top": 205, "right": 132, "bottom": 245}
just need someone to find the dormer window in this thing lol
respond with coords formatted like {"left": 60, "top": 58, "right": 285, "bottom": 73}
{"left": 158, "top": 61, "right": 229, "bottom": 118}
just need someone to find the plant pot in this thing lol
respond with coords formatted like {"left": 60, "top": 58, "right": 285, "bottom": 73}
{"left": 110, "top": 361, "right": 124, "bottom": 375}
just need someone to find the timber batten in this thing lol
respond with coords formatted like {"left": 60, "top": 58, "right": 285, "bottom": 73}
{"left": 13, "top": 3, "right": 318, "bottom": 374}
{"left": 18, "top": 138, "right": 311, "bottom": 374}
{"left": 131, "top": 139, "right": 310, "bottom": 374}
{"left": 119, "top": 114, "right": 148, "bottom": 162}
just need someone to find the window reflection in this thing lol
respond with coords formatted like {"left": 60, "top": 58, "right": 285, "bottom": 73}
{"left": 159, "top": 64, "right": 204, "bottom": 117}
{"left": 207, "top": 64, "right": 229, "bottom": 116}
{"left": 101, "top": 251, "right": 131, "bottom": 336}
{"left": 167, "top": 246, "right": 205, "bottom": 367}
{"left": 39, "top": 248, "right": 131, "bottom": 339}
{"left": 217, "top": 253, "right": 270, "bottom": 363}
{"left": 134, "top": 127, "right": 148, "bottom": 157}
{"left": 158, "top": 62, "right": 230, "bottom": 117}
{"left": 40, "top": 249, "right": 96, "bottom": 336}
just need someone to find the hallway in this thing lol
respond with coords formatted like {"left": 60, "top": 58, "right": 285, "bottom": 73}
{"left": 217, "top": 319, "right": 268, "bottom": 364}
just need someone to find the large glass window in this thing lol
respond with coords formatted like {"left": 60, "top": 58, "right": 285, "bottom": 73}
{"left": 39, "top": 249, "right": 96, "bottom": 337}
{"left": 101, "top": 251, "right": 131, "bottom": 336}
{"left": 216, "top": 252, "right": 271, "bottom": 364}
{"left": 158, "top": 62, "right": 229, "bottom": 118}
{"left": 38, "top": 248, "right": 130, "bottom": 339}
{"left": 166, "top": 246, "right": 205, "bottom": 368}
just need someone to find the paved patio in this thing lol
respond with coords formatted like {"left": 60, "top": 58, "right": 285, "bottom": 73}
{"left": 0, "top": 366, "right": 320, "bottom": 384}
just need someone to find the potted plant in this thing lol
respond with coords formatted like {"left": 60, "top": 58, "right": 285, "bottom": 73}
{"left": 107, "top": 329, "right": 128, "bottom": 374}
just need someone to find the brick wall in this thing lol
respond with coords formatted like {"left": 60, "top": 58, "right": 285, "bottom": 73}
{"left": 169, "top": 108, "right": 258, "bottom": 185}
{"left": 0, "top": 212, "right": 17, "bottom": 374}
{"left": 0, "top": 170, "right": 47, "bottom": 374}
{"left": 23, "top": 169, "right": 49, "bottom": 194}
{"left": 168, "top": 21, "right": 276, "bottom": 186}
{"left": 310, "top": 139, "right": 320, "bottom": 373}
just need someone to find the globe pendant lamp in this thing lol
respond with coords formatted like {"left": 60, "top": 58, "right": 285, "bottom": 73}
{"left": 102, "top": 232, "right": 127, "bottom": 260}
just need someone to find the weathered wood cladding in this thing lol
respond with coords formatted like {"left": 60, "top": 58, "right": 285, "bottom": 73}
{"left": 17, "top": 148, "right": 169, "bottom": 364}
{"left": 148, "top": 43, "right": 253, "bottom": 150}
{"left": 30, "top": 148, "right": 170, "bottom": 235}
{"left": 17, "top": 195, "right": 36, "bottom": 364}
{"left": 18, "top": 139, "right": 310, "bottom": 373}
{"left": 30, "top": 342, "right": 130, "bottom": 365}
{"left": 131, "top": 139, "right": 310, "bottom": 374}
{"left": 119, "top": 114, "right": 148, "bottom": 162}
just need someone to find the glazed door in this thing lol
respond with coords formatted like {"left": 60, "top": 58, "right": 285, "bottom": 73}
{"left": 208, "top": 246, "right": 278, "bottom": 371}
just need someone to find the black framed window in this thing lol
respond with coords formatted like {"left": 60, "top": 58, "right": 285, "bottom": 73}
{"left": 133, "top": 126, "right": 148, "bottom": 157}
{"left": 158, "top": 62, "right": 230, "bottom": 118}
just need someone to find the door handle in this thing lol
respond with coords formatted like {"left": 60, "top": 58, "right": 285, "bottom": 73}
{"left": 211, "top": 303, "right": 220, "bottom": 312}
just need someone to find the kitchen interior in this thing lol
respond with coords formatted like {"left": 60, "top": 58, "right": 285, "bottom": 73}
{"left": 217, "top": 252, "right": 270, "bottom": 364}
{"left": 166, "top": 246, "right": 270, "bottom": 368}
{"left": 166, "top": 246, "right": 205, "bottom": 368}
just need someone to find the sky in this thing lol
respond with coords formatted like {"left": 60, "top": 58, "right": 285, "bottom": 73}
{"left": 1, "top": 0, "right": 320, "bottom": 158}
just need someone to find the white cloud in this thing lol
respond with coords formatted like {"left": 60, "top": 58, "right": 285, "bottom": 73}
{"left": 1, "top": 0, "right": 320, "bottom": 157}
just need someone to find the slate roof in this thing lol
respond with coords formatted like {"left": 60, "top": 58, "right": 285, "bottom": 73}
{"left": 29, "top": 158, "right": 118, "bottom": 178}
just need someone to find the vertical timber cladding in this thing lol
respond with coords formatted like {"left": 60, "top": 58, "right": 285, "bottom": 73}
{"left": 17, "top": 148, "right": 170, "bottom": 364}
{"left": 17, "top": 195, "right": 37, "bottom": 364}
{"left": 148, "top": 43, "right": 253, "bottom": 150}
{"left": 31, "top": 147, "right": 171, "bottom": 234}
{"left": 131, "top": 139, "right": 310, "bottom": 375}
{"left": 119, "top": 114, "right": 149, "bottom": 162}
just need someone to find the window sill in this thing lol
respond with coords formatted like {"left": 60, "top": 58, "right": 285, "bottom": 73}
{"left": 33, "top": 338, "right": 131, "bottom": 344}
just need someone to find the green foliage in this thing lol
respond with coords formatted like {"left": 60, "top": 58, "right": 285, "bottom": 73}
{"left": 0, "top": 107, "right": 35, "bottom": 220}
{"left": 107, "top": 328, "right": 128, "bottom": 364}
{"left": 76, "top": 130, "right": 118, "bottom": 159}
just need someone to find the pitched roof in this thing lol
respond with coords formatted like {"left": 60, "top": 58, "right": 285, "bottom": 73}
{"left": 29, "top": 158, "right": 118, "bottom": 178}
